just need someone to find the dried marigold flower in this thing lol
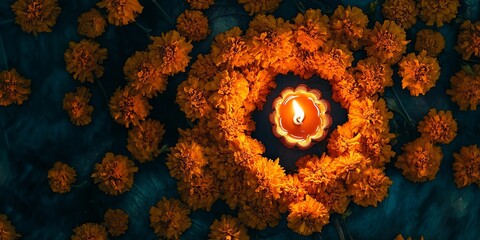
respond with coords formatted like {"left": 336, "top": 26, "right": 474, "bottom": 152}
{"left": 287, "top": 195, "right": 329, "bottom": 236}
{"left": 47, "top": 161, "right": 76, "bottom": 194}
{"left": 11, "top": 0, "right": 61, "bottom": 35}
{"left": 123, "top": 51, "right": 166, "bottom": 98}
{"left": 352, "top": 57, "right": 394, "bottom": 97}
{"left": 415, "top": 29, "right": 445, "bottom": 57}
{"left": 209, "top": 215, "right": 249, "bottom": 240}
{"left": 206, "top": 70, "right": 249, "bottom": 111}
{"left": 177, "top": 171, "right": 220, "bottom": 211}
{"left": 211, "top": 27, "right": 254, "bottom": 68}
{"left": 63, "top": 87, "right": 93, "bottom": 126}
{"left": 166, "top": 140, "right": 208, "bottom": 182}
{"left": 150, "top": 198, "right": 191, "bottom": 240}
{"left": 418, "top": 0, "right": 459, "bottom": 27}
{"left": 395, "top": 137, "right": 443, "bottom": 182}
{"left": 316, "top": 40, "right": 353, "bottom": 82}
{"left": 186, "top": 0, "right": 214, "bottom": 10}
{"left": 176, "top": 10, "right": 210, "bottom": 42}
{"left": 330, "top": 5, "right": 368, "bottom": 51}
{"left": 293, "top": 9, "right": 330, "bottom": 52}
{"left": 91, "top": 152, "right": 138, "bottom": 195}
{"left": 382, "top": 0, "right": 418, "bottom": 29}
{"left": 109, "top": 88, "right": 152, "bottom": 128}
{"left": 238, "top": 198, "right": 281, "bottom": 230}
{"left": 447, "top": 65, "right": 480, "bottom": 110}
{"left": 364, "top": 20, "right": 409, "bottom": 65}
{"left": 0, "top": 214, "right": 20, "bottom": 240}
{"left": 127, "top": 119, "right": 165, "bottom": 162}
{"left": 348, "top": 168, "right": 392, "bottom": 207}
{"left": 238, "top": 0, "right": 281, "bottom": 15}
{"left": 452, "top": 145, "right": 480, "bottom": 188}
{"left": 0, "top": 69, "right": 31, "bottom": 106}
{"left": 455, "top": 20, "right": 480, "bottom": 60}
{"left": 64, "top": 40, "right": 108, "bottom": 83}
{"left": 176, "top": 76, "right": 212, "bottom": 120}
{"left": 148, "top": 30, "right": 193, "bottom": 76}
{"left": 77, "top": 8, "right": 106, "bottom": 38}
{"left": 71, "top": 223, "right": 107, "bottom": 240}
{"left": 103, "top": 209, "right": 128, "bottom": 237}
{"left": 398, "top": 51, "right": 441, "bottom": 96}
{"left": 418, "top": 109, "right": 457, "bottom": 144}
{"left": 97, "top": 0, "right": 143, "bottom": 26}
{"left": 348, "top": 97, "right": 393, "bottom": 136}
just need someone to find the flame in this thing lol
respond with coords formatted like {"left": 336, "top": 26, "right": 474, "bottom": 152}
{"left": 292, "top": 99, "right": 305, "bottom": 125}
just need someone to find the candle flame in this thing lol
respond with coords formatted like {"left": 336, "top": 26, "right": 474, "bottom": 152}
{"left": 292, "top": 99, "right": 305, "bottom": 125}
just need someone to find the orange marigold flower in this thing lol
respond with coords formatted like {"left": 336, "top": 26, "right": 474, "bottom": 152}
{"left": 279, "top": 174, "right": 307, "bottom": 212}
{"left": 176, "top": 76, "right": 212, "bottom": 120}
{"left": 327, "top": 122, "right": 361, "bottom": 157}
{"left": 148, "top": 30, "right": 193, "bottom": 76}
{"left": 63, "top": 87, "right": 93, "bottom": 126}
{"left": 103, "top": 209, "right": 128, "bottom": 237}
{"left": 0, "top": 214, "right": 20, "bottom": 240}
{"left": 331, "top": 73, "right": 360, "bottom": 108}
{"left": 455, "top": 20, "right": 480, "bottom": 60}
{"left": 348, "top": 168, "right": 392, "bottom": 207}
{"left": 382, "top": 0, "right": 418, "bottom": 29}
{"left": 395, "top": 137, "right": 443, "bottom": 182}
{"left": 452, "top": 145, "right": 480, "bottom": 188}
{"left": 91, "top": 152, "right": 138, "bottom": 195}
{"left": 242, "top": 65, "right": 276, "bottom": 111}
{"left": 231, "top": 134, "right": 266, "bottom": 168}
{"left": 166, "top": 140, "right": 208, "bottom": 181}
{"left": 352, "top": 57, "right": 394, "bottom": 97}
{"left": 127, "top": 119, "right": 165, "bottom": 162}
{"left": 447, "top": 65, "right": 480, "bottom": 110}
{"left": 177, "top": 171, "right": 220, "bottom": 211}
{"left": 206, "top": 70, "right": 249, "bottom": 111}
{"left": 287, "top": 47, "right": 320, "bottom": 79}
{"left": 176, "top": 10, "right": 210, "bottom": 42}
{"left": 364, "top": 20, "right": 408, "bottom": 65}
{"left": 123, "top": 51, "right": 167, "bottom": 98}
{"left": 209, "top": 215, "right": 249, "bottom": 240}
{"left": 330, "top": 5, "right": 369, "bottom": 51}
{"left": 415, "top": 29, "right": 445, "bottom": 57}
{"left": 71, "top": 223, "right": 107, "bottom": 240}
{"left": 334, "top": 151, "right": 371, "bottom": 184}
{"left": 11, "top": 0, "right": 61, "bottom": 35}
{"left": 313, "top": 179, "right": 350, "bottom": 214}
{"left": 358, "top": 131, "right": 396, "bottom": 168}
{"left": 0, "top": 69, "right": 31, "bottom": 106}
{"left": 220, "top": 168, "right": 248, "bottom": 209}
{"left": 150, "top": 198, "right": 191, "bottom": 240}
{"left": 64, "top": 40, "right": 108, "bottom": 83}
{"left": 47, "top": 161, "right": 76, "bottom": 194}
{"left": 77, "top": 8, "right": 106, "bottom": 38}
{"left": 211, "top": 27, "right": 254, "bottom": 68}
{"left": 395, "top": 234, "right": 425, "bottom": 240}
{"left": 97, "top": 0, "right": 143, "bottom": 26}
{"left": 293, "top": 9, "right": 330, "bottom": 52}
{"left": 287, "top": 195, "right": 330, "bottom": 236}
{"left": 189, "top": 54, "right": 221, "bottom": 81}
{"left": 238, "top": 0, "right": 281, "bottom": 15}
{"left": 244, "top": 158, "right": 286, "bottom": 201}
{"left": 238, "top": 198, "right": 281, "bottom": 230}
{"left": 399, "top": 51, "right": 441, "bottom": 96}
{"left": 316, "top": 40, "right": 353, "bottom": 82}
{"left": 297, "top": 154, "right": 336, "bottom": 194}
{"left": 418, "top": 109, "right": 457, "bottom": 144}
{"left": 418, "top": 0, "right": 459, "bottom": 27}
{"left": 186, "top": 0, "right": 214, "bottom": 10}
{"left": 348, "top": 97, "right": 393, "bottom": 136}
{"left": 109, "top": 88, "right": 152, "bottom": 128}
{"left": 210, "top": 108, "right": 255, "bottom": 142}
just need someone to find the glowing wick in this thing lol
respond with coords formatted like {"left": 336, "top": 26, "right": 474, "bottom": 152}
{"left": 292, "top": 99, "right": 305, "bottom": 125}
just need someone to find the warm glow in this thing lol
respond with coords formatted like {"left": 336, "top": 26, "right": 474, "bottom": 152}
{"left": 292, "top": 100, "right": 305, "bottom": 125}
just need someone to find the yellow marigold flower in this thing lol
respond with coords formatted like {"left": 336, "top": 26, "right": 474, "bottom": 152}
{"left": 238, "top": 198, "right": 281, "bottom": 230}
{"left": 287, "top": 195, "right": 329, "bottom": 236}
{"left": 418, "top": 0, "right": 459, "bottom": 27}
{"left": 395, "top": 137, "right": 443, "bottom": 182}
{"left": 453, "top": 145, "right": 480, "bottom": 188}
{"left": 348, "top": 97, "right": 393, "bottom": 136}
{"left": 91, "top": 152, "right": 138, "bottom": 195}
{"left": 0, "top": 214, "right": 20, "bottom": 240}
{"left": 209, "top": 215, "right": 249, "bottom": 240}
{"left": 352, "top": 57, "right": 394, "bottom": 97}
{"left": 279, "top": 174, "right": 307, "bottom": 212}
{"left": 127, "top": 119, "right": 165, "bottom": 162}
{"left": 331, "top": 73, "right": 360, "bottom": 108}
{"left": 314, "top": 179, "right": 350, "bottom": 214}
{"left": 206, "top": 70, "right": 249, "bottom": 111}
{"left": 330, "top": 5, "right": 368, "bottom": 51}
{"left": 11, "top": 0, "right": 61, "bottom": 35}
{"left": 242, "top": 65, "right": 276, "bottom": 111}
{"left": 211, "top": 27, "right": 254, "bottom": 68}
{"left": 176, "top": 76, "right": 212, "bottom": 120}
{"left": 297, "top": 154, "right": 336, "bottom": 194}
{"left": 103, "top": 209, "right": 128, "bottom": 237}
{"left": 334, "top": 151, "right": 371, "bottom": 184}
{"left": 148, "top": 30, "right": 193, "bottom": 76}
{"left": 150, "top": 198, "right": 191, "bottom": 240}
{"left": 244, "top": 158, "right": 286, "bottom": 201}
{"left": 399, "top": 51, "right": 441, "bottom": 96}
{"left": 77, "top": 8, "right": 106, "bottom": 38}
{"left": 447, "top": 65, "right": 480, "bottom": 110}
{"left": 63, "top": 87, "right": 93, "bottom": 126}
{"left": 47, "top": 161, "right": 76, "bottom": 194}
{"left": 415, "top": 29, "right": 445, "bottom": 57}
{"left": 71, "top": 223, "right": 107, "bottom": 240}
{"left": 365, "top": 20, "right": 409, "bottom": 65}
{"left": 382, "top": 0, "right": 418, "bottom": 29}
{"left": 418, "top": 109, "right": 457, "bottom": 144}
{"left": 348, "top": 168, "right": 392, "bottom": 207}
{"left": 178, "top": 171, "right": 220, "bottom": 211}
{"left": 0, "top": 69, "right": 31, "bottom": 106}
{"left": 189, "top": 54, "right": 221, "bottom": 81}
{"left": 64, "top": 40, "right": 108, "bottom": 83}
{"left": 166, "top": 140, "right": 208, "bottom": 181}
{"left": 109, "top": 88, "right": 152, "bottom": 128}
{"left": 97, "top": 0, "right": 143, "bottom": 26}
{"left": 123, "top": 51, "right": 166, "bottom": 98}
{"left": 176, "top": 10, "right": 210, "bottom": 42}
{"left": 238, "top": 0, "right": 281, "bottom": 15}
{"left": 187, "top": 0, "right": 214, "bottom": 10}
{"left": 316, "top": 40, "right": 353, "bottom": 82}
{"left": 293, "top": 9, "right": 330, "bottom": 52}
{"left": 455, "top": 20, "right": 480, "bottom": 60}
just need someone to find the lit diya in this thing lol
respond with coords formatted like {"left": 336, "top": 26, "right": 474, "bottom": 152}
{"left": 269, "top": 84, "right": 332, "bottom": 150}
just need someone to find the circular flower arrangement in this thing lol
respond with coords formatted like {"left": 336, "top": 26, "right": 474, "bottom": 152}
{"left": 175, "top": 8, "right": 399, "bottom": 235}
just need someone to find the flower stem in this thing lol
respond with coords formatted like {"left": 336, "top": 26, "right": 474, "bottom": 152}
{"left": 291, "top": 0, "right": 306, "bottom": 13}
{"left": 392, "top": 87, "right": 416, "bottom": 127}
{"left": 0, "top": 19, "right": 14, "bottom": 26}
{"left": 134, "top": 21, "right": 152, "bottom": 36}
{"left": 95, "top": 80, "right": 109, "bottom": 105}
{"left": 0, "top": 32, "right": 8, "bottom": 69}
{"left": 72, "top": 180, "right": 89, "bottom": 188}
{"left": 151, "top": 0, "right": 175, "bottom": 25}
{"left": 334, "top": 217, "right": 346, "bottom": 240}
